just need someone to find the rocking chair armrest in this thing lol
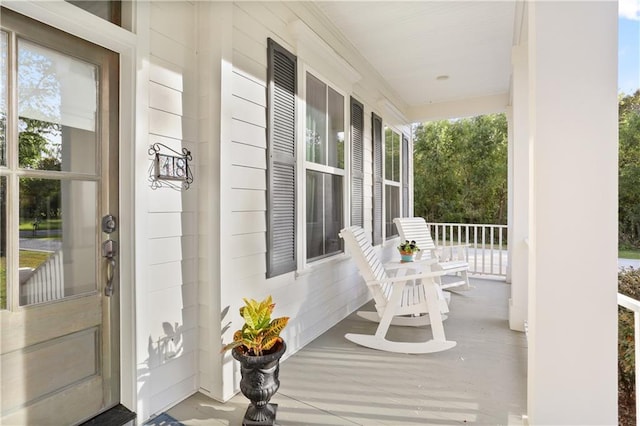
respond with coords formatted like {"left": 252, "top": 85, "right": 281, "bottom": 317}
{"left": 370, "top": 269, "right": 449, "bottom": 286}
{"left": 384, "top": 257, "right": 438, "bottom": 271}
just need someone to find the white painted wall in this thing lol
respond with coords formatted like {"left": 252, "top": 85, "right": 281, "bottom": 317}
{"left": 134, "top": 1, "right": 200, "bottom": 420}
{"left": 195, "top": 1, "right": 411, "bottom": 402}
{"left": 527, "top": 2, "right": 618, "bottom": 423}
{"left": 507, "top": 41, "right": 529, "bottom": 332}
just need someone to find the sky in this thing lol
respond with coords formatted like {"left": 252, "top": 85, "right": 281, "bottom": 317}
{"left": 619, "top": 0, "right": 640, "bottom": 95}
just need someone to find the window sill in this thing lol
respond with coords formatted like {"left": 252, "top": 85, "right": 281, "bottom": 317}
{"left": 295, "top": 252, "right": 350, "bottom": 278}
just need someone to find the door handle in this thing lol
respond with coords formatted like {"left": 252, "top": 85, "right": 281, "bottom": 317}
{"left": 105, "top": 257, "right": 116, "bottom": 297}
{"left": 102, "top": 239, "right": 118, "bottom": 297}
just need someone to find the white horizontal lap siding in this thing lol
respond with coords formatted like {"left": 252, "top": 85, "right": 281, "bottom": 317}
{"left": 232, "top": 118, "right": 266, "bottom": 148}
{"left": 221, "top": 2, "right": 373, "bottom": 363}
{"left": 270, "top": 262, "right": 368, "bottom": 350}
{"left": 229, "top": 255, "right": 267, "bottom": 282}
{"left": 150, "top": 2, "right": 194, "bottom": 48}
{"left": 187, "top": 0, "right": 414, "bottom": 405}
{"left": 235, "top": 2, "right": 290, "bottom": 44}
{"left": 233, "top": 71, "right": 266, "bottom": 106}
{"left": 148, "top": 212, "right": 197, "bottom": 239}
{"left": 230, "top": 165, "right": 265, "bottom": 190}
{"left": 228, "top": 43, "right": 268, "bottom": 284}
{"left": 231, "top": 145, "right": 265, "bottom": 171}
{"left": 231, "top": 211, "right": 266, "bottom": 235}
{"left": 141, "top": 1, "right": 198, "bottom": 419}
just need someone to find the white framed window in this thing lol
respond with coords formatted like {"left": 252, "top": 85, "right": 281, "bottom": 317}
{"left": 384, "top": 126, "right": 401, "bottom": 239}
{"left": 304, "top": 72, "right": 346, "bottom": 261}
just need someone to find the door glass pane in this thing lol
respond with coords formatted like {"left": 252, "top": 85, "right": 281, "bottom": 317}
{"left": 0, "top": 177, "right": 6, "bottom": 310}
{"left": 18, "top": 39, "right": 97, "bottom": 174}
{"left": 19, "top": 178, "right": 97, "bottom": 305}
{"left": 1, "top": 31, "right": 7, "bottom": 167}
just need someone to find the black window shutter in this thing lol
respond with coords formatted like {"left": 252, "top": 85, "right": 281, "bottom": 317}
{"left": 350, "top": 97, "right": 364, "bottom": 228}
{"left": 266, "top": 38, "right": 297, "bottom": 278}
{"left": 402, "top": 133, "right": 410, "bottom": 217}
{"left": 372, "top": 113, "right": 383, "bottom": 245}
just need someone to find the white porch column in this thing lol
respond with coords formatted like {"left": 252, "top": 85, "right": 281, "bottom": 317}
{"left": 196, "top": 1, "right": 233, "bottom": 402}
{"left": 508, "top": 44, "right": 529, "bottom": 332}
{"left": 527, "top": 2, "right": 618, "bottom": 424}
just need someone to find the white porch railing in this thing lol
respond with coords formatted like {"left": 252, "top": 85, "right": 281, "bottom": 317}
{"left": 20, "top": 250, "right": 64, "bottom": 305}
{"left": 618, "top": 292, "right": 640, "bottom": 422}
{"left": 426, "top": 222, "right": 508, "bottom": 277}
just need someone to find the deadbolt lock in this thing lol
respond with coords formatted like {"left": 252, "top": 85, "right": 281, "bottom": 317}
{"left": 102, "top": 214, "right": 117, "bottom": 234}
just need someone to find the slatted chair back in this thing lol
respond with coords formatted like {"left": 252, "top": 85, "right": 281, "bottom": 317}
{"left": 394, "top": 216, "right": 471, "bottom": 290}
{"left": 339, "top": 226, "right": 391, "bottom": 308}
{"left": 393, "top": 217, "right": 437, "bottom": 259}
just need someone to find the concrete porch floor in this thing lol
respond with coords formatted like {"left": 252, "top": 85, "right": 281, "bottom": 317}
{"left": 166, "top": 277, "right": 527, "bottom": 425}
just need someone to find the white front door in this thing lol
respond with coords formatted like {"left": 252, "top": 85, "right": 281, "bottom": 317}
{"left": 0, "top": 8, "right": 120, "bottom": 425}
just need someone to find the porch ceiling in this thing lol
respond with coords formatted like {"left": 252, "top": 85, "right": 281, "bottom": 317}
{"left": 313, "top": 1, "right": 519, "bottom": 119}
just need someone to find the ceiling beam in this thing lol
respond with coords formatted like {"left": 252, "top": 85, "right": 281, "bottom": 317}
{"left": 407, "top": 93, "right": 510, "bottom": 122}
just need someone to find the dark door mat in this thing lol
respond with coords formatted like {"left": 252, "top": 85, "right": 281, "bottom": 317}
{"left": 144, "top": 413, "right": 184, "bottom": 426}
{"left": 81, "top": 404, "right": 136, "bottom": 425}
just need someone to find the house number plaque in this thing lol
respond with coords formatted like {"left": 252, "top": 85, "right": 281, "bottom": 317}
{"left": 149, "top": 143, "right": 193, "bottom": 189}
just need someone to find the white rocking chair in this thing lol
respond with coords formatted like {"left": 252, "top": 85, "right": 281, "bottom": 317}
{"left": 339, "top": 226, "right": 456, "bottom": 354}
{"left": 393, "top": 217, "right": 471, "bottom": 291}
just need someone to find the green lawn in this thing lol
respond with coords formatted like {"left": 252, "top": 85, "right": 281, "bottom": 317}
{"left": 19, "top": 251, "right": 52, "bottom": 267}
{"left": 619, "top": 248, "right": 640, "bottom": 260}
{"left": 18, "top": 218, "right": 62, "bottom": 232}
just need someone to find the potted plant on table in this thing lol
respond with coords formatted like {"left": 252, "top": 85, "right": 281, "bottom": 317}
{"left": 398, "top": 240, "right": 420, "bottom": 262}
{"left": 221, "top": 296, "right": 289, "bottom": 426}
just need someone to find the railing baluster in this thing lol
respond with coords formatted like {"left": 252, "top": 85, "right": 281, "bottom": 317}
{"left": 465, "top": 225, "right": 470, "bottom": 262}
{"left": 473, "top": 225, "right": 478, "bottom": 273}
{"left": 482, "top": 225, "right": 486, "bottom": 274}
{"left": 448, "top": 224, "right": 453, "bottom": 259}
{"left": 424, "top": 222, "right": 508, "bottom": 277}
{"left": 498, "top": 226, "right": 503, "bottom": 275}
{"left": 489, "top": 226, "right": 495, "bottom": 274}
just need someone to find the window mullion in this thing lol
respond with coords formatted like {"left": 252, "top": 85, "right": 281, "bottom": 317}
{"left": 321, "top": 173, "right": 326, "bottom": 255}
{"left": 325, "top": 85, "right": 329, "bottom": 165}
{"left": 6, "top": 30, "right": 19, "bottom": 310}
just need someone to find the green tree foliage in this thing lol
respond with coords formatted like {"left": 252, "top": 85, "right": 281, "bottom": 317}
{"left": 413, "top": 114, "right": 508, "bottom": 225}
{"left": 619, "top": 90, "right": 640, "bottom": 248}
{"left": 18, "top": 118, "right": 61, "bottom": 169}
{"left": 617, "top": 268, "right": 640, "bottom": 425}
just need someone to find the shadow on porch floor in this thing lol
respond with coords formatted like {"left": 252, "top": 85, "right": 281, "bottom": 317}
{"left": 166, "top": 277, "right": 527, "bottom": 425}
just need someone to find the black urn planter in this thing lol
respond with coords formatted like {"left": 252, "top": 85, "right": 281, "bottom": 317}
{"left": 232, "top": 341, "right": 286, "bottom": 426}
